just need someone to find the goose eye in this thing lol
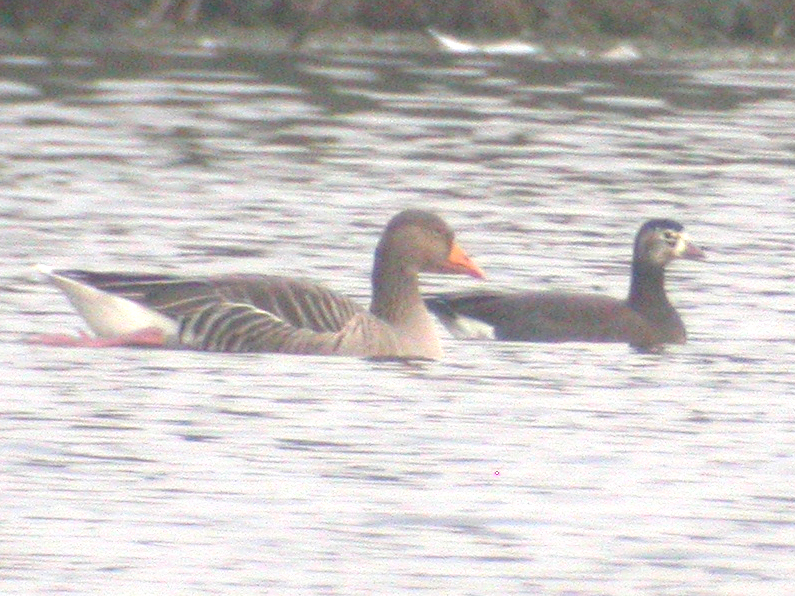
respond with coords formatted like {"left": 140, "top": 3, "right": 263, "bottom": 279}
{"left": 662, "top": 230, "right": 677, "bottom": 244}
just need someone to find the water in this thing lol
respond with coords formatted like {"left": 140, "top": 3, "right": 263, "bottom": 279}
{"left": 1, "top": 44, "right": 794, "bottom": 594}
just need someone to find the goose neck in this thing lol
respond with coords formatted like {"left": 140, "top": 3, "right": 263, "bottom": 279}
{"left": 628, "top": 260, "right": 672, "bottom": 315}
{"left": 370, "top": 258, "right": 423, "bottom": 325}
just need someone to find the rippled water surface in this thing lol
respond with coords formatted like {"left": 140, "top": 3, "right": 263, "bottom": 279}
{"left": 1, "top": 45, "right": 794, "bottom": 594}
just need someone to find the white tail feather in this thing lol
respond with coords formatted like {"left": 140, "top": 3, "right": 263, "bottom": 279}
{"left": 37, "top": 266, "right": 178, "bottom": 340}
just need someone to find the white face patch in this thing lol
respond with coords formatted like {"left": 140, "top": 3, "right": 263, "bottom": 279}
{"left": 673, "top": 232, "right": 691, "bottom": 257}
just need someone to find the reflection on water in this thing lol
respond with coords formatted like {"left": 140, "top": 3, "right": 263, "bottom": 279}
{"left": 1, "top": 46, "right": 794, "bottom": 594}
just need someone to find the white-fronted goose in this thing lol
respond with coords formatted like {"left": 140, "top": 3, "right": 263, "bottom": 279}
{"left": 35, "top": 210, "right": 484, "bottom": 359}
{"left": 425, "top": 219, "right": 704, "bottom": 350}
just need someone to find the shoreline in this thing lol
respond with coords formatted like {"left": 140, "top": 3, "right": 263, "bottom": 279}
{"left": 2, "top": 24, "right": 795, "bottom": 66}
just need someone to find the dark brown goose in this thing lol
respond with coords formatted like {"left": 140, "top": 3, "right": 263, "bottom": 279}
{"left": 425, "top": 219, "right": 704, "bottom": 350}
{"left": 35, "top": 210, "right": 484, "bottom": 359}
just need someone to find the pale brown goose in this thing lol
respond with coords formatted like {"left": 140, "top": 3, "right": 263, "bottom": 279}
{"left": 425, "top": 219, "right": 704, "bottom": 350}
{"left": 35, "top": 210, "right": 484, "bottom": 359}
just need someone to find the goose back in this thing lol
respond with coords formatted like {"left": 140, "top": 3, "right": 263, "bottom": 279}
{"left": 425, "top": 290, "right": 676, "bottom": 348}
{"left": 56, "top": 271, "right": 365, "bottom": 333}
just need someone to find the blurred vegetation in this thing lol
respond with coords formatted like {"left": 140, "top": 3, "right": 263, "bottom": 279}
{"left": 0, "top": 0, "right": 793, "bottom": 44}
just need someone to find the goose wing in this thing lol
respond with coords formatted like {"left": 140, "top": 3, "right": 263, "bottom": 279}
{"left": 50, "top": 270, "right": 366, "bottom": 334}
{"left": 426, "top": 290, "right": 650, "bottom": 343}
{"left": 177, "top": 301, "right": 400, "bottom": 356}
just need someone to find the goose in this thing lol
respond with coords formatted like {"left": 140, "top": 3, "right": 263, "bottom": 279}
{"left": 35, "top": 210, "right": 484, "bottom": 359}
{"left": 425, "top": 219, "right": 703, "bottom": 350}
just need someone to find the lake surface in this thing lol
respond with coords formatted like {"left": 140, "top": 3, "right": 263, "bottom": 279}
{"left": 1, "top": 41, "right": 794, "bottom": 595}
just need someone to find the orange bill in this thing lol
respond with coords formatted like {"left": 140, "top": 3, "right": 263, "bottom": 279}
{"left": 444, "top": 242, "right": 485, "bottom": 279}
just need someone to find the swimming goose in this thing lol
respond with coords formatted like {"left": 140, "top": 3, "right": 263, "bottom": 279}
{"left": 425, "top": 219, "right": 704, "bottom": 350}
{"left": 35, "top": 210, "right": 484, "bottom": 359}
